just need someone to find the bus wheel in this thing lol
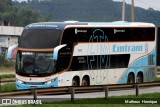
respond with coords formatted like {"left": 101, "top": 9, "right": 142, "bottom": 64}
{"left": 72, "top": 77, "right": 79, "bottom": 86}
{"left": 127, "top": 73, "right": 135, "bottom": 84}
{"left": 81, "top": 76, "right": 89, "bottom": 86}
{"left": 136, "top": 73, "right": 143, "bottom": 83}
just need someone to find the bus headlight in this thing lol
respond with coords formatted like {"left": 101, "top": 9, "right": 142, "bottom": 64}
{"left": 52, "top": 78, "right": 57, "bottom": 82}
{"left": 45, "top": 80, "right": 52, "bottom": 84}
{"left": 17, "top": 79, "right": 24, "bottom": 84}
{"left": 45, "top": 78, "right": 57, "bottom": 84}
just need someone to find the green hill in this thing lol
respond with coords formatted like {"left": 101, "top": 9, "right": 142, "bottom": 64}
{"left": 13, "top": 0, "right": 160, "bottom": 26}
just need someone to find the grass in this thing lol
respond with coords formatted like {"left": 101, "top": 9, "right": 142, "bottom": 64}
{"left": 0, "top": 83, "right": 16, "bottom": 91}
{"left": 155, "top": 77, "right": 160, "bottom": 81}
{"left": 3, "top": 93, "right": 160, "bottom": 107}
{"left": 157, "top": 66, "right": 160, "bottom": 72}
{"left": 0, "top": 66, "right": 15, "bottom": 73}
{"left": 0, "top": 74, "right": 15, "bottom": 79}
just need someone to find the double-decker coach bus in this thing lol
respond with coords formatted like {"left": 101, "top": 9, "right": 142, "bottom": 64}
{"left": 11, "top": 21, "right": 156, "bottom": 89}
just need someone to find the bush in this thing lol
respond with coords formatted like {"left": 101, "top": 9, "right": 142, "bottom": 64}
{"left": 0, "top": 54, "right": 15, "bottom": 67}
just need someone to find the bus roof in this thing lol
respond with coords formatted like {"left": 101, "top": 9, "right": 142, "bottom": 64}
{"left": 25, "top": 21, "right": 155, "bottom": 30}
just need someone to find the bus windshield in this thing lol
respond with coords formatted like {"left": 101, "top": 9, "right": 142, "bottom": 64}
{"left": 16, "top": 52, "right": 55, "bottom": 77}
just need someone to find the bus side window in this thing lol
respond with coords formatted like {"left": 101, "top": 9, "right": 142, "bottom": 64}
{"left": 111, "top": 54, "right": 130, "bottom": 68}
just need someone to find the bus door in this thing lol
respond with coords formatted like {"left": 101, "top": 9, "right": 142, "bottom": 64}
{"left": 53, "top": 44, "right": 72, "bottom": 86}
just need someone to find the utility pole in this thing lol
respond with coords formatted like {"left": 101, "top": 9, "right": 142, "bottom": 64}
{"left": 131, "top": 0, "right": 135, "bottom": 22}
{"left": 122, "top": 0, "right": 125, "bottom": 21}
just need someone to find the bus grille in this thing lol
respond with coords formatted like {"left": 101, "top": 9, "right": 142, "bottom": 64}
{"left": 24, "top": 82, "right": 45, "bottom": 85}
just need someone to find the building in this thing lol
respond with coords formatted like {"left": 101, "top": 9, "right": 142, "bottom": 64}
{"left": 0, "top": 25, "right": 24, "bottom": 55}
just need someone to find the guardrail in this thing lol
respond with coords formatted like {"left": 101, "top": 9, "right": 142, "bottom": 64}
{"left": 0, "top": 81, "right": 160, "bottom": 102}
{"left": 0, "top": 78, "right": 15, "bottom": 83}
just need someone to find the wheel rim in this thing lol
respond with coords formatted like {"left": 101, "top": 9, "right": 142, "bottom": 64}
{"left": 136, "top": 74, "right": 142, "bottom": 83}
{"left": 82, "top": 79, "right": 88, "bottom": 86}
{"left": 72, "top": 79, "right": 78, "bottom": 86}
{"left": 127, "top": 74, "right": 134, "bottom": 84}
{"left": 82, "top": 77, "right": 89, "bottom": 86}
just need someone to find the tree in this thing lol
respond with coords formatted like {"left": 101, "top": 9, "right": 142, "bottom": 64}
{"left": 17, "top": 7, "right": 41, "bottom": 26}
{"left": 0, "top": 0, "right": 50, "bottom": 26}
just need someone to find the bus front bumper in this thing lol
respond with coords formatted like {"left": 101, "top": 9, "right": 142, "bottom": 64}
{"left": 16, "top": 80, "right": 58, "bottom": 90}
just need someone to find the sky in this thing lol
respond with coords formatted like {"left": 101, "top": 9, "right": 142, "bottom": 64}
{"left": 113, "top": 0, "right": 160, "bottom": 11}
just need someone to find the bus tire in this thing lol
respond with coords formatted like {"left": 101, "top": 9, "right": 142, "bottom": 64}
{"left": 127, "top": 73, "right": 135, "bottom": 84}
{"left": 81, "top": 76, "right": 89, "bottom": 86}
{"left": 136, "top": 72, "right": 143, "bottom": 83}
{"left": 72, "top": 76, "right": 79, "bottom": 86}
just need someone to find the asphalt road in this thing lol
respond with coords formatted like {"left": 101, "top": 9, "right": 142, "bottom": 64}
{"left": 8, "top": 87, "right": 160, "bottom": 100}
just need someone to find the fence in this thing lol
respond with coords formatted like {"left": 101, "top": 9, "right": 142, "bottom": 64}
{"left": 0, "top": 81, "right": 160, "bottom": 102}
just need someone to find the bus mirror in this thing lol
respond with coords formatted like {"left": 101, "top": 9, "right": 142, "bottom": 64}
{"left": 53, "top": 44, "right": 67, "bottom": 60}
{"left": 7, "top": 44, "right": 18, "bottom": 60}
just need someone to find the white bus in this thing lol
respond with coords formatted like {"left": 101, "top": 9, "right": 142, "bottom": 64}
{"left": 9, "top": 21, "right": 156, "bottom": 89}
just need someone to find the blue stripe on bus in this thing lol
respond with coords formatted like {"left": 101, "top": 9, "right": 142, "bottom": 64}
{"left": 16, "top": 77, "right": 58, "bottom": 90}
{"left": 118, "top": 49, "right": 156, "bottom": 84}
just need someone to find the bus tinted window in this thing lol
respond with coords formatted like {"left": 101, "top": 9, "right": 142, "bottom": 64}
{"left": 62, "top": 27, "right": 155, "bottom": 44}
{"left": 70, "top": 54, "right": 130, "bottom": 71}
{"left": 19, "top": 29, "right": 62, "bottom": 49}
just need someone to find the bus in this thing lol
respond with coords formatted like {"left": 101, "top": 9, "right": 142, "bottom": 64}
{"left": 10, "top": 21, "right": 157, "bottom": 90}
